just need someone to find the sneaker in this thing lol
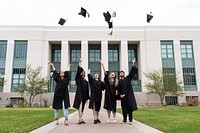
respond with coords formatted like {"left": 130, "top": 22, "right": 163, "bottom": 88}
{"left": 129, "top": 122, "right": 132, "bottom": 125}
{"left": 94, "top": 120, "right": 98, "bottom": 124}
{"left": 97, "top": 119, "right": 101, "bottom": 123}
{"left": 81, "top": 120, "right": 86, "bottom": 124}
{"left": 77, "top": 121, "right": 82, "bottom": 125}
{"left": 120, "top": 120, "right": 127, "bottom": 124}
{"left": 113, "top": 119, "right": 116, "bottom": 123}
{"left": 78, "top": 119, "right": 86, "bottom": 125}
{"left": 107, "top": 119, "right": 111, "bottom": 123}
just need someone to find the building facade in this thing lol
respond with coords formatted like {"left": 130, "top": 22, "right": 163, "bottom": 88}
{"left": 0, "top": 25, "right": 200, "bottom": 107}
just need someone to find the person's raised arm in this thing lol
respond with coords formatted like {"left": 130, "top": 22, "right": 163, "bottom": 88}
{"left": 75, "top": 58, "right": 84, "bottom": 82}
{"left": 132, "top": 57, "right": 136, "bottom": 67}
{"left": 67, "top": 64, "right": 73, "bottom": 71}
{"left": 100, "top": 60, "right": 106, "bottom": 74}
{"left": 79, "top": 58, "right": 82, "bottom": 67}
{"left": 127, "top": 57, "right": 138, "bottom": 80}
{"left": 87, "top": 69, "right": 93, "bottom": 83}
{"left": 48, "top": 61, "right": 59, "bottom": 81}
{"left": 49, "top": 61, "right": 56, "bottom": 71}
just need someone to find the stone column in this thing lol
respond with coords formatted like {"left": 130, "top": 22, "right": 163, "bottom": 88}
{"left": 4, "top": 40, "right": 14, "bottom": 92}
{"left": 120, "top": 40, "right": 128, "bottom": 75}
{"left": 61, "top": 40, "right": 69, "bottom": 71}
{"left": 101, "top": 40, "right": 108, "bottom": 80}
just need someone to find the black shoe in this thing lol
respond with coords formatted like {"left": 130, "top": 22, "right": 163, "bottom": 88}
{"left": 77, "top": 121, "right": 82, "bottom": 125}
{"left": 78, "top": 119, "right": 86, "bottom": 125}
{"left": 97, "top": 119, "right": 101, "bottom": 123}
{"left": 81, "top": 120, "right": 86, "bottom": 124}
{"left": 94, "top": 120, "right": 98, "bottom": 124}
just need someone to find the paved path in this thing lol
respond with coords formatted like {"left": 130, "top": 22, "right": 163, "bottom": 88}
{"left": 30, "top": 107, "right": 164, "bottom": 133}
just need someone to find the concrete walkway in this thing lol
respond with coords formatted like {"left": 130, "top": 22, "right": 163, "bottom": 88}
{"left": 30, "top": 107, "right": 164, "bottom": 133}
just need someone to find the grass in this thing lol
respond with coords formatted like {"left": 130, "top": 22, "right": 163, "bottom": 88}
{"left": 117, "top": 106, "right": 200, "bottom": 133}
{"left": 0, "top": 108, "right": 76, "bottom": 133}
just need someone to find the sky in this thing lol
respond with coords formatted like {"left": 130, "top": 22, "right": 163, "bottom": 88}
{"left": 0, "top": 0, "right": 200, "bottom": 26}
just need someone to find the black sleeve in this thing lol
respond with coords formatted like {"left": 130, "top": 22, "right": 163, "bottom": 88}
{"left": 104, "top": 71, "right": 110, "bottom": 83}
{"left": 127, "top": 66, "right": 138, "bottom": 81}
{"left": 88, "top": 74, "right": 93, "bottom": 84}
{"left": 52, "top": 70, "right": 59, "bottom": 82}
{"left": 118, "top": 81, "right": 122, "bottom": 95}
{"left": 65, "top": 71, "right": 70, "bottom": 82}
{"left": 75, "top": 65, "right": 84, "bottom": 84}
{"left": 101, "top": 81, "right": 105, "bottom": 91}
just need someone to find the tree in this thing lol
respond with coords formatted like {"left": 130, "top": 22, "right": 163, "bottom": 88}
{"left": 19, "top": 65, "right": 48, "bottom": 107}
{"left": 144, "top": 69, "right": 184, "bottom": 106}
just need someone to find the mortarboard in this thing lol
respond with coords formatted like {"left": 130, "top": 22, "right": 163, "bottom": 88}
{"left": 78, "top": 7, "right": 90, "bottom": 17}
{"left": 103, "top": 11, "right": 111, "bottom": 23}
{"left": 147, "top": 12, "right": 153, "bottom": 23}
{"left": 103, "top": 11, "right": 116, "bottom": 36}
{"left": 58, "top": 18, "right": 66, "bottom": 26}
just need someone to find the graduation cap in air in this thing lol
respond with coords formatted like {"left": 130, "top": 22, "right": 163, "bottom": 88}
{"left": 103, "top": 11, "right": 116, "bottom": 36}
{"left": 147, "top": 12, "right": 153, "bottom": 23}
{"left": 58, "top": 18, "right": 66, "bottom": 26}
{"left": 78, "top": 7, "right": 90, "bottom": 17}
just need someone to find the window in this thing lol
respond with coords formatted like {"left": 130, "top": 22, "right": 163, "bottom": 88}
{"left": 128, "top": 49, "right": 135, "bottom": 62}
{"left": 52, "top": 49, "right": 61, "bottom": 62}
{"left": 182, "top": 68, "right": 196, "bottom": 85}
{"left": 108, "top": 49, "right": 118, "bottom": 62}
{"left": 165, "top": 96, "right": 178, "bottom": 105}
{"left": 161, "top": 41, "right": 174, "bottom": 59}
{"left": 163, "top": 68, "right": 176, "bottom": 90}
{"left": 0, "top": 41, "right": 7, "bottom": 59}
{"left": 12, "top": 68, "right": 26, "bottom": 92}
{"left": 14, "top": 41, "right": 27, "bottom": 59}
{"left": 89, "top": 49, "right": 100, "bottom": 62}
{"left": 69, "top": 44, "right": 81, "bottom": 92}
{"left": 180, "top": 41, "right": 193, "bottom": 59}
{"left": 163, "top": 68, "right": 175, "bottom": 74}
{"left": 69, "top": 71, "right": 76, "bottom": 92}
{"left": 71, "top": 49, "right": 81, "bottom": 62}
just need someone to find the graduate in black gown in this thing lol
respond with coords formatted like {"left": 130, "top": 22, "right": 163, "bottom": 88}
{"left": 100, "top": 60, "right": 118, "bottom": 123}
{"left": 73, "top": 58, "right": 89, "bottom": 124}
{"left": 88, "top": 69, "right": 105, "bottom": 124}
{"left": 118, "top": 58, "right": 138, "bottom": 125}
{"left": 49, "top": 62, "right": 72, "bottom": 126}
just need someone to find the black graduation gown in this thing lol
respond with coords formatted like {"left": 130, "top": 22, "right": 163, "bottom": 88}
{"left": 52, "top": 70, "right": 70, "bottom": 109}
{"left": 73, "top": 65, "right": 89, "bottom": 110}
{"left": 88, "top": 74, "right": 105, "bottom": 109}
{"left": 103, "top": 71, "right": 118, "bottom": 112}
{"left": 118, "top": 66, "right": 138, "bottom": 112}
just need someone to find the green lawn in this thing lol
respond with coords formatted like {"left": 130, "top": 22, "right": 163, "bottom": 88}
{"left": 117, "top": 106, "right": 200, "bottom": 133}
{"left": 0, "top": 108, "right": 76, "bottom": 133}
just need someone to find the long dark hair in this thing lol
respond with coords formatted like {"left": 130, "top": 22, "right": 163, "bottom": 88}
{"left": 108, "top": 72, "right": 118, "bottom": 87}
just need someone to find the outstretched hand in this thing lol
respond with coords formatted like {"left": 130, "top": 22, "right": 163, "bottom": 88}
{"left": 88, "top": 69, "right": 91, "bottom": 74}
{"left": 48, "top": 61, "right": 53, "bottom": 66}
{"left": 79, "top": 58, "right": 82, "bottom": 62}
{"left": 48, "top": 61, "right": 55, "bottom": 71}
{"left": 69, "top": 64, "right": 73, "bottom": 67}
{"left": 132, "top": 58, "right": 136, "bottom": 66}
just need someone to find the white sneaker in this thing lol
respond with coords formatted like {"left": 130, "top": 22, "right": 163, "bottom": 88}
{"left": 113, "top": 119, "right": 116, "bottom": 123}
{"left": 129, "top": 122, "right": 132, "bottom": 125}
{"left": 107, "top": 119, "right": 111, "bottom": 123}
